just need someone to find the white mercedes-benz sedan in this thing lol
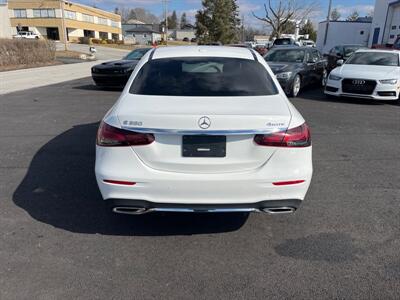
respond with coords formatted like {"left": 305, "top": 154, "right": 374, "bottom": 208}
{"left": 325, "top": 49, "right": 400, "bottom": 101}
{"left": 95, "top": 46, "right": 313, "bottom": 215}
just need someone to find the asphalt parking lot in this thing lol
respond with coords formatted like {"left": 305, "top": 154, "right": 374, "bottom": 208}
{"left": 0, "top": 79, "right": 399, "bottom": 299}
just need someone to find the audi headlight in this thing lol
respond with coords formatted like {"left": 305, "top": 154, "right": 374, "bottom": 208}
{"left": 329, "top": 74, "right": 342, "bottom": 81}
{"left": 275, "top": 72, "right": 293, "bottom": 79}
{"left": 379, "top": 79, "right": 397, "bottom": 85}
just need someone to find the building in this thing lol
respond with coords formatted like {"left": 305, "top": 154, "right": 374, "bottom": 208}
{"left": 253, "top": 35, "right": 270, "bottom": 45}
{"left": 0, "top": 1, "right": 12, "bottom": 38}
{"left": 7, "top": 0, "right": 121, "bottom": 41}
{"left": 369, "top": 0, "right": 400, "bottom": 46}
{"left": 122, "top": 23, "right": 161, "bottom": 45}
{"left": 169, "top": 29, "right": 195, "bottom": 41}
{"left": 316, "top": 20, "right": 372, "bottom": 54}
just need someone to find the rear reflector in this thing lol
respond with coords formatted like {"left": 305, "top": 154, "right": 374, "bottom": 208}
{"left": 273, "top": 180, "right": 305, "bottom": 186}
{"left": 97, "top": 121, "right": 154, "bottom": 147}
{"left": 103, "top": 180, "right": 136, "bottom": 186}
{"left": 254, "top": 123, "right": 311, "bottom": 147}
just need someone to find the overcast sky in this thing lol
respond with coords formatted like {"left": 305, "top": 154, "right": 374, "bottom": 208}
{"left": 83, "top": 0, "right": 376, "bottom": 27}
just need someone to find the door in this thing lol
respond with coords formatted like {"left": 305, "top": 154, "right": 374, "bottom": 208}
{"left": 46, "top": 27, "right": 59, "bottom": 40}
{"left": 372, "top": 27, "right": 380, "bottom": 45}
{"left": 311, "top": 49, "right": 325, "bottom": 83}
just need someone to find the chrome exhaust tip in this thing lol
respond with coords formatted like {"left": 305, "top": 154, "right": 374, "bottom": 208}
{"left": 262, "top": 207, "right": 296, "bottom": 214}
{"left": 112, "top": 207, "right": 149, "bottom": 215}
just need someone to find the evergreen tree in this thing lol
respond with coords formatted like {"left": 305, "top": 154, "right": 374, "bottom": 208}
{"left": 168, "top": 10, "right": 178, "bottom": 29}
{"left": 300, "top": 20, "right": 317, "bottom": 41}
{"left": 180, "top": 12, "right": 188, "bottom": 29}
{"left": 195, "top": 0, "right": 241, "bottom": 44}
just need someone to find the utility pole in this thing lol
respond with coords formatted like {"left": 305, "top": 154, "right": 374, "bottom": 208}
{"left": 323, "top": 0, "right": 332, "bottom": 47}
{"left": 242, "top": 15, "right": 245, "bottom": 43}
{"left": 60, "top": 0, "right": 68, "bottom": 51}
{"left": 163, "top": 0, "right": 168, "bottom": 45}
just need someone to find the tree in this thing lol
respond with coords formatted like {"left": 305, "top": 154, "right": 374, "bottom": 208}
{"left": 168, "top": 10, "right": 178, "bottom": 29}
{"left": 252, "top": 0, "right": 318, "bottom": 38}
{"left": 330, "top": 8, "right": 341, "bottom": 21}
{"left": 300, "top": 20, "right": 317, "bottom": 41}
{"left": 180, "top": 12, "right": 188, "bottom": 29}
{"left": 195, "top": 0, "right": 241, "bottom": 44}
{"left": 347, "top": 10, "right": 359, "bottom": 21}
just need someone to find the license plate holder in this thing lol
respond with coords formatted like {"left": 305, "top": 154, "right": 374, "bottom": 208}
{"left": 182, "top": 135, "right": 226, "bottom": 157}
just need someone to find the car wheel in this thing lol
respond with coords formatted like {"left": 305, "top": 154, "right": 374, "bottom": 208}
{"left": 290, "top": 74, "right": 301, "bottom": 97}
{"left": 321, "top": 69, "right": 328, "bottom": 87}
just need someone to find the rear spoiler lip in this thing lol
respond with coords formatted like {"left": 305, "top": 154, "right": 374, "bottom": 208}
{"left": 120, "top": 127, "right": 288, "bottom": 135}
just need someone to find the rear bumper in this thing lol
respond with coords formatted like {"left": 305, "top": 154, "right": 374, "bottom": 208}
{"left": 107, "top": 199, "right": 302, "bottom": 214}
{"left": 95, "top": 145, "right": 313, "bottom": 206}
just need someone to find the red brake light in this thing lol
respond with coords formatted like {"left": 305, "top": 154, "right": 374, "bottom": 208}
{"left": 97, "top": 122, "right": 154, "bottom": 146}
{"left": 254, "top": 123, "right": 311, "bottom": 147}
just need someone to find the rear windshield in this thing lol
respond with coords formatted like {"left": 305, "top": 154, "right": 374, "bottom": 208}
{"left": 129, "top": 57, "right": 278, "bottom": 96}
{"left": 124, "top": 48, "right": 150, "bottom": 60}
{"left": 265, "top": 49, "right": 305, "bottom": 63}
{"left": 346, "top": 52, "right": 399, "bottom": 66}
{"left": 343, "top": 46, "right": 362, "bottom": 57}
{"left": 274, "top": 39, "right": 292, "bottom": 45}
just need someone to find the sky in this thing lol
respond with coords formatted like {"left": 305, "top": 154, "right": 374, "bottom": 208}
{"left": 81, "top": 0, "right": 376, "bottom": 27}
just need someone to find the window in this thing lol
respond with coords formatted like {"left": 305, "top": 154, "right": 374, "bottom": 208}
{"left": 33, "top": 9, "right": 55, "bottom": 18}
{"left": 360, "top": 30, "right": 364, "bottom": 35}
{"left": 111, "top": 20, "right": 119, "bottom": 28}
{"left": 346, "top": 52, "right": 399, "bottom": 66}
{"left": 14, "top": 9, "right": 27, "bottom": 18}
{"left": 392, "top": 25, "right": 397, "bottom": 30}
{"left": 98, "top": 17, "right": 108, "bottom": 25}
{"left": 265, "top": 49, "right": 305, "bottom": 63}
{"left": 130, "top": 57, "right": 278, "bottom": 97}
{"left": 82, "top": 14, "right": 94, "bottom": 23}
{"left": 65, "top": 10, "right": 76, "bottom": 20}
{"left": 124, "top": 48, "right": 151, "bottom": 60}
{"left": 390, "top": 34, "right": 395, "bottom": 39}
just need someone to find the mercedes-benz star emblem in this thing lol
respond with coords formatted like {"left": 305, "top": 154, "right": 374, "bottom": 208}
{"left": 198, "top": 116, "right": 211, "bottom": 129}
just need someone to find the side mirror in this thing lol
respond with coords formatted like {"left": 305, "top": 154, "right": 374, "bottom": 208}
{"left": 336, "top": 59, "right": 344, "bottom": 66}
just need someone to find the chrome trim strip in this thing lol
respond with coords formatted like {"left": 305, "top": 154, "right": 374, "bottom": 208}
{"left": 150, "top": 208, "right": 260, "bottom": 213}
{"left": 121, "top": 127, "right": 287, "bottom": 135}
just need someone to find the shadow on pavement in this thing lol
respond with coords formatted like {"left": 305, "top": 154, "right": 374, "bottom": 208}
{"left": 12, "top": 122, "right": 248, "bottom": 236}
{"left": 73, "top": 84, "right": 123, "bottom": 92}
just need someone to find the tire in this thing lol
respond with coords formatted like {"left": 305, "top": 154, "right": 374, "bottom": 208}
{"left": 289, "top": 74, "right": 301, "bottom": 97}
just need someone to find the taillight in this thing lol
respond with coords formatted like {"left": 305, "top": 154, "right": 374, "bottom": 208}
{"left": 254, "top": 123, "right": 311, "bottom": 147}
{"left": 97, "top": 121, "right": 154, "bottom": 146}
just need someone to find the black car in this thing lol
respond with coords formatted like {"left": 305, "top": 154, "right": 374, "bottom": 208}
{"left": 325, "top": 44, "right": 366, "bottom": 73}
{"left": 264, "top": 47, "right": 327, "bottom": 97}
{"left": 91, "top": 48, "right": 151, "bottom": 88}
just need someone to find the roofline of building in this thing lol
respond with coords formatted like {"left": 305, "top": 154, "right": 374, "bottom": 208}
{"left": 318, "top": 20, "right": 372, "bottom": 24}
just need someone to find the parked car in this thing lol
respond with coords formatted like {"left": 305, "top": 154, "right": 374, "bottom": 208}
{"left": 95, "top": 46, "right": 313, "bottom": 215}
{"left": 325, "top": 44, "right": 367, "bottom": 72}
{"left": 264, "top": 47, "right": 327, "bottom": 97}
{"left": 372, "top": 35, "right": 400, "bottom": 50}
{"left": 190, "top": 38, "right": 197, "bottom": 43}
{"left": 182, "top": 37, "right": 189, "bottom": 42}
{"left": 91, "top": 48, "right": 151, "bottom": 88}
{"left": 272, "top": 38, "right": 301, "bottom": 48}
{"left": 325, "top": 49, "right": 400, "bottom": 102}
{"left": 13, "top": 31, "right": 39, "bottom": 39}
{"left": 254, "top": 45, "right": 268, "bottom": 56}
{"left": 300, "top": 40, "right": 316, "bottom": 47}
